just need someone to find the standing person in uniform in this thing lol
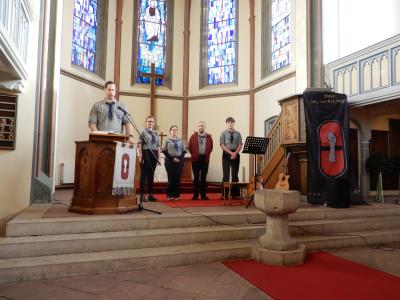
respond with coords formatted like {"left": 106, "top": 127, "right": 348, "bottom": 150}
{"left": 138, "top": 116, "right": 160, "bottom": 202}
{"left": 188, "top": 121, "right": 213, "bottom": 200}
{"left": 88, "top": 81, "right": 135, "bottom": 144}
{"left": 162, "top": 125, "right": 186, "bottom": 200}
{"left": 220, "top": 117, "right": 243, "bottom": 199}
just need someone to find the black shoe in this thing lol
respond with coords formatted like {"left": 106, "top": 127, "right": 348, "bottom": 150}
{"left": 192, "top": 195, "right": 199, "bottom": 200}
{"left": 148, "top": 195, "right": 158, "bottom": 202}
{"left": 201, "top": 195, "right": 210, "bottom": 200}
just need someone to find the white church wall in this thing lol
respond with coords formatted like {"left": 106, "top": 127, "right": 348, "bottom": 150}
{"left": 188, "top": 95, "right": 250, "bottom": 182}
{"left": 156, "top": 99, "right": 183, "bottom": 137}
{"left": 253, "top": 0, "right": 306, "bottom": 137}
{"left": 56, "top": 76, "right": 105, "bottom": 185}
{"left": 294, "top": 0, "right": 308, "bottom": 93}
{"left": 254, "top": 76, "right": 297, "bottom": 138}
{"left": 119, "top": 96, "right": 182, "bottom": 141}
{"left": 55, "top": 0, "right": 118, "bottom": 186}
{"left": 53, "top": 0, "right": 309, "bottom": 193}
{"left": 119, "top": 95, "right": 150, "bottom": 142}
{"left": 323, "top": 0, "right": 400, "bottom": 63}
{"left": 0, "top": 0, "right": 41, "bottom": 220}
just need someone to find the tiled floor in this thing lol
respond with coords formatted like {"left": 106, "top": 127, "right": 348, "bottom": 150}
{"left": 0, "top": 262, "right": 272, "bottom": 300}
{"left": 0, "top": 246, "right": 399, "bottom": 299}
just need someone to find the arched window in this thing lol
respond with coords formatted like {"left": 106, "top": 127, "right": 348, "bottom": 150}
{"left": 262, "top": 0, "right": 291, "bottom": 77}
{"left": 265, "top": 115, "right": 278, "bottom": 137}
{"left": 200, "top": 0, "right": 238, "bottom": 87}
{"left": 72, "top": 0, "right": 108, "bottom": 76}
{"left": 132, "top": 0, "right": 173, "bottom": 87}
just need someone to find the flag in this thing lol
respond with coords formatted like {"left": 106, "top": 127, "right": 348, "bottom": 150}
{"left": 112, "top": 142, "right": 136, "bottom": 196}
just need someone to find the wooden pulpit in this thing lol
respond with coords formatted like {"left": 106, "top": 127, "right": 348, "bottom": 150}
{"left": 69, "top": 133, "right": 138, "bottom": 214}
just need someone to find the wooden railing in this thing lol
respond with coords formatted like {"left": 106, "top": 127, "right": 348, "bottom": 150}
{"left": 326, "top": 34, "right": 400, "bottom": 106}
{"left": 263, "top": 113, "right": 282, "bottom": 169}
{"left": 260, "top": 94, "right": 307, "bottom": 193}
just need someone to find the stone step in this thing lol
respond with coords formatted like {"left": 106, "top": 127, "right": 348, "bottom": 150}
{"left": 1, "top": 226, "right": 400, "bottom": 283}
{"left": 0, "top": 225, "right": 266, "bottom": 259}
{"left": 0, "top": 240, "right": 253, "bottom": 283}
{"left": 290, "top": 204, "right": 400, "bottom": 222}
{"left": 7, "top": 204, "right": 400, "bottom": 237}
{"left": 3, "top": 214, "right": 399, "bottom": 259}
{"left": 289, "top": 216, "right": 400, "bottom": 235}
{"left": 299, "top": 228, "right": 400, "bottom": 251}
{"left": 6, "top": 211, "right": 266, "bottom": 237}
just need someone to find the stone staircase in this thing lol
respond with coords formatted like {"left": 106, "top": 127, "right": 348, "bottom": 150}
{"left": 1, "top": 203, "right": 400, "bottom": 282}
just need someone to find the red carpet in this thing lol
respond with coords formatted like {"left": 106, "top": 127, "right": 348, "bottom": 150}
{"left": 155, "top": 193, "right": 229, "bottom": 207}
{"left": 224, "top": 252, "right": 400, "bottom": 300}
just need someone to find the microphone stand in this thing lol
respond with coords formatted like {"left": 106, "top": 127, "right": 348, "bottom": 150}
{"left": 119, "top": 109, "right": 161, "bottom": 215}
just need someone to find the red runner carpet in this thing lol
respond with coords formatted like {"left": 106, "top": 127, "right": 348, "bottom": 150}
{"left": 155, "top": 193, "right": 228, "bottom": 208}
{"left": 224, "top": 252, "right": 400, "bottom": 300}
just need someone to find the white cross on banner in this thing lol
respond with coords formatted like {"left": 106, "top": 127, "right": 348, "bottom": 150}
{"left": 112, "top": 142, "right": 136, "bottom": 196}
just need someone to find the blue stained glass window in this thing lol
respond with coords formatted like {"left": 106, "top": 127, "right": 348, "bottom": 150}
{"left": 136, "top": 0, "right": 168, "bottom": 85}
{"left": 206, "top": 0, "right": 237, "bottom": 85}
{"left": 271, "top": 0, "right": 291, "bottom": 71}
{"left": 72, "top": 0, "right": 98, "bottom": 72}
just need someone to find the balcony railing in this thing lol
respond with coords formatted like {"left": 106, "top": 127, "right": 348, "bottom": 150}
{"left": 263, "top": 113, "right": 282, "bottom": 168}
{"left": 0, "top": 0, "right": 31, "bottom": 79}
{"left": 326, "top": 34, "right": 400, "bottom": 106}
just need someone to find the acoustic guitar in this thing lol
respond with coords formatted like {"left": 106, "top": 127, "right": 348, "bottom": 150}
{"left": 275, "top": 152, "right": 291, "bottom": 190}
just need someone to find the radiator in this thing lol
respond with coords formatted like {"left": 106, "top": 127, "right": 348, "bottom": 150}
{"left": 59, "top": 162, "right": 75, "bottom": 185}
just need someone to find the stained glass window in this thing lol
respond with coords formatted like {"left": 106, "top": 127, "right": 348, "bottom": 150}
{"left": 206, "top": 0, "right": 237, "bottom": 85}
{"left": 271, "top": 0, "right": 291, "bottom": 71}
{"left": 72, "top": 0, "right": 98, "bottom": 72}
{"left": 135, "top": 0, "right": 168, "bottom": 85}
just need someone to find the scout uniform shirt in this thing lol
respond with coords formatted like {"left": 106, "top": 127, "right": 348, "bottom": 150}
{"left": 88, "top": 99, "right": 130, "bottom": 134}
{"left": 140, "top": 129, "right": 160, "bottom": 150}
{"left": 219, "top": 129, "right": 242, "bottom": 151}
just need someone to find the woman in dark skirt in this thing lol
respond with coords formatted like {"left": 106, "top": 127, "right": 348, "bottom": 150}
{"left": 162, "top": 125, "right": 186, "bottom": 200}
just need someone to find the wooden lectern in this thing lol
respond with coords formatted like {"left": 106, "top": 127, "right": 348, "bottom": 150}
{"left": 69, "top": 133, "right": 138, "bottom": 214}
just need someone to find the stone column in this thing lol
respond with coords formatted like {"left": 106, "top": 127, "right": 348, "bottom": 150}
{"left": 307, "top": 0, "right": 323, "bottom": 88}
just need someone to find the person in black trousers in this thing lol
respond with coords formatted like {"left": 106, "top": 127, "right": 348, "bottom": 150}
{"left": 188, "top": 121, "right": 214, "bottom": 200}
{"left": 220, "top": 117, "right": 243, "bottom": 199}
{"left": 138, "top": 116, "right": 160, "bottom": 202}
{"left": 162, "top": 125, "right": 186, "bottom": 200}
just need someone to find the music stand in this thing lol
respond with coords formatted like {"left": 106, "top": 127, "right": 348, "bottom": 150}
{"left": 242, "top": 136, "right": 269, "bottom": 208}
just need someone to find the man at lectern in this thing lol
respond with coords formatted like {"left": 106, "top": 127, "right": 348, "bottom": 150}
{"left": 88, "top": 81, "right": 135, "bottom": 144}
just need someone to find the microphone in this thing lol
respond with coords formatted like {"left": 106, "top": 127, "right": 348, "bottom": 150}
{"left": 117, "top": 106, "right": 129, "bottom": 115}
